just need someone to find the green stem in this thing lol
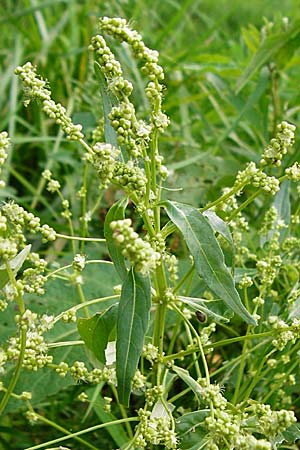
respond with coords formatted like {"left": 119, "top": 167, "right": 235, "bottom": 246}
{"left": 55, "top": 233, "right": 106, "bottom": 242}
{"left": 261, "top": 356, "right": 299, "bottom": 404}
{"left": 47, "top": 340, "right": 84, "bottom": 349}
{"left": 0, "top": 261, "right": 26, "bottom": 415}
{"left": 168, "top": 386, "right": 191, "bottom": 404}
{"left": 80, "top": 161, "right": 89, "bottom": 253}
{"left": 111, "top": 385, "right": 133, "bottom": 439}
{"left": 53, "top": 294, "right": 119, "bottom": 324}
{"left": 163, "top": 331, "right": 274, "bottom": 362}
{"left": 231, "top": 327, "right": 249, "bottom": 404}
{"left": 31, "top": 97, "right": 75, "bottom": 209}
{"left": 30, "top": 411, "right": 98, "bottom": 450}
{"left": 173, "top": 263, "right": 195, "bottom": 294}
{"left": 269, "top": 64, "right": 281, "bottom": 135}
{"left": 76, "top": 282, "right": 89, "bottom": 318}
{"left": 167, "top": 316, "right": 182, "bottom": 355}
{"left": 184, "top": 321, "right": 201, "bottom": 379}
{"left": 172, "top": 303, "right": 210, "bottom": 385}
{"left": 25, "top": 417, "right": 139, "bottom": 450}
{"left": 240, "top": 348, "right": 276, "bottom": 404}
{"left": 46, "top": 259, "right": 113, "bottom": 279}
{"left": 232, "top": 287, "right": 252, "bottom": 404}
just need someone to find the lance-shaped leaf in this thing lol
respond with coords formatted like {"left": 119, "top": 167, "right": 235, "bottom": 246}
{"left": 178, "top": 295, "right": 232, "bottom": 323}
{"left": 0, "top": 244, "right": 31, "bottom": 290}
{"left": 104, "top": 197, "right": 128, "bottom": 281}
{"left": 162, "top": 201, "right": 256, "bottom": 325}
{"left": 116, "top": 267, "right": 151, "bottom": 406}
{"left": 203, "top": 210, "right": 234, "bottom": 250}
{"left": 172, "top": 366, "right": 202, "bottom": 403}
{"left": 261, "top": 179, "right": 290, "bottom": 246}
{"left": 203, "top": 209, "right": 234, "bottom": 267}
{"left": 94, "top": 61, "right": 119, "bottom": 149}
{"left": 176, "top": 410, "right": 210, "bottom": 450}
{"left": 77, "top": 304, "right": 118, "bottom": 364}
{"left": 236, "top": 19, "right": 300, "bottom": 93}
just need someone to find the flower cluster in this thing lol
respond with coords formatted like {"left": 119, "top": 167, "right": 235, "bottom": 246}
{"left": 15, "top": 63, "right": 84, "bottom": 141}
{"left": 85, "top": 142, "right": 120, "bottom": 188}
{"left": 55, "top": 360, "right": 116, "bottom": 385}
{"left": 110, "top": 218, "right": 161, "bottom": 273}
{"left": 89, "top": 34, "right": 149, "bottom": 159}
{"left": 285, "top": 161, "right": 300, "bottom": 181}
{"left": 99, "top": 17, "right": 170, "bottom": 133}
{"left": 234, "top": 162, "right": 279, "bottom": 195}
{"left": 260, "top": 121, "right": 296, "bottom": 167}
{"left": 248, "top": 401, "right": 296, "bottom": 437}
{"left": 256, "top": 255, "right": 282, "bottom": 287}
{"left": 0, "top": 132, "right": 9, "bottom": 188}
{"left": 41, "top": 169, "right": 61, "bottom": 193}
{"left": 1, "top": 201, "right": 56, "bottom": 248}
{"left": 86, "top": 142, "right": 147, "bottom": 197}
{"left": 135, "top": 408, "right": 177, "bottom": 449}
{"left": 113, "top": 160, "right": 147, "bottom": 197}
{"left": 72, "top": 254, "right": 86, "bottom": 272}
{"left": 268, "top": 316, "right": 300, "bottom": 350}
{"left": 132, "top": 369, "right": 147, "bottom": 391}
{"left": 6, "top": 310, "right": 54, "bottom": 371}
{"left": 143, "top": 343, "right": 160, "bottom": 364}
{"left": 19, "top": 252, "right": 47, "bottom": 295}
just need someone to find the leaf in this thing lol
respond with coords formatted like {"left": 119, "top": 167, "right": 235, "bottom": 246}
{"left": 162, "top": 201, "right": 256, "bottom": 325}
{"left": 280, "top": 423, "right": 300, "bottom": 442}
{"left": 236, "top": 19, "right": 300, "bottom": 93}
{"left": 178, "top": 295, "right": 232, "bottom": 323}
{"left": 203, "top": 209, "right": 234, "bottom": 253}
{"left": 1, "top": 257, "right": 118, "bottom": 412}
{"left": 234, "top": 268, "right": 257, "bottom": 284}
{"left": 261, "top": 179, "right": 290, "bottom": 246}
{"left": 104, "top": 197, "right": 128, "bottom": 281}
{"left": 94, "top": 61, "right": 119, "bottom": 148}
{"left": 77, "top": 304, "right": 118, "bottom": 364}
{"left": 116, "top": 267, "right": 151, "bottom": 406}
{"left": 86, "top": 386, "right": 130, "bottom": 447}
{"left": 0, "top": 244, "right": 31, "bottom": 289}
{"left": 172, "top": 366, "right": 202, "bottom": 403}
{"left": 176, "top": 410, "right": 210, "bottom": 450}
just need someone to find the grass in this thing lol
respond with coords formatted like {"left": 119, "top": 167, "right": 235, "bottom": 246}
{"left": 1, "top": 1, "right": 300, "bottom": 448}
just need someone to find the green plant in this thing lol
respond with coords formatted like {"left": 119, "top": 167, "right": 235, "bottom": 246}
{"left": 1, "top": 15, "right": 300, "bottom": 450}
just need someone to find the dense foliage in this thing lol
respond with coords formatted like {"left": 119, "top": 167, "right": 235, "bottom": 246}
{"left": 1, "top": 1, "right": 300, "bottom": 449}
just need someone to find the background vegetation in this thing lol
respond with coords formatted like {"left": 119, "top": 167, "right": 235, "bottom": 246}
{"left": 1, "top": 0, "right": 300, "bottom": 448}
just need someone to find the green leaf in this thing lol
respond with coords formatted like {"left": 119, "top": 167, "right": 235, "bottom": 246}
{"left": 2, "top": 258, "right": 118, "bottom": 413}
{"left": 178, "top": 295, "right": 232, "bottom": 323}
{"left": 104, "top": 197, "right": 128, "bottom": 281}
{"left": 162, "top": 201, "right": 256, "bottom": 325}
{"left": 176, "top": 410, "right": 210, "bottom": 450}
{"left": 261, "top": 180, "right": 290, "bottom": 246}
{"left": 279, "top": 423, "right": 300, "bottom": 443}
{"left": 86, "top": 386, "right": 130, "bottom": 447}
{"left": 172, "top": 366, "right": 202, "bottom": 403}
{"left": 0, "top": 244, "right": 31, "bottom": 290}
{"left": 116, "top": 267, "right": 151, "bottom": 406}
{"left": 94, "top": 61, "right": 119, "bottom": 149}
{"left": 203, "top": 210, "right": 233, "bottom": 246}
{"left": 236, "top": 19, "right": 300, "bottom": 93}
{"left": 77, "top": 304, "right": 118, "bottom": 364}
{"left": 203, "top": 209, "right": 234, "bottom": 252}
